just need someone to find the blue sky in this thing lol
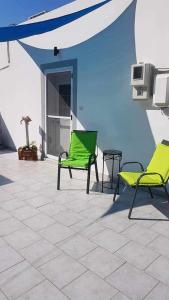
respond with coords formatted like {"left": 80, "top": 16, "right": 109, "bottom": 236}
{"left": 0, "top": 0, "right": 74, "bottom": 27}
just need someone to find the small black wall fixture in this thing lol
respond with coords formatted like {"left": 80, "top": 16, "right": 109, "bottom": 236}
{"left": 54, "top": 47, "right": 59, "bottom": 56}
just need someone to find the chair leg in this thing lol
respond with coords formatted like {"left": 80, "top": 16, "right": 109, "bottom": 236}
{"left": 68, "top": 167, "right": 72, "bottom": 179}
{"left": 113, "top": 175, "right": 120, "bottom": 202}
{"left": 95, "top": 161, "right": 99, "bottom": 182}
{"left": 148, "top": 187, "right": 153, "bottom": 198}
{"left": 86, "top": 166, "right": 91, "bottom": 194}
{"left": 128, "top": 186, "right": 138, "bottom": 219}
{"left": 163, "top": 185, "right": 169, "bottom": 203}
{"left": 57, "top": 165, "right": 61, "bottom": 190}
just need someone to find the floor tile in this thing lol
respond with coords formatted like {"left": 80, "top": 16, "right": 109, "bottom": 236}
{"left": 80, "top": 222, "right": 105, "bottom": 239}
{"left": 0, "top": 291, "right": 8, "bottom": 300}
{"left": 11, "top": 205, "right": 38, "bottom": 220}
{"left": 3, "top": 183, "right": 26, "bottom": 194}
{"left": 20, "top": 239, "right": 61, "bottom": 266}
{"left": 146, "top": 255, "right": 169, "bottom": 285}
{"left": 117, "top": 241, "right": 159, "bottom": 270}
{"left": 151, "top": 221, "right": 169, "bottom": 237}
{"left": 39, "top": 186, "right": 61, "bottom": 197}
{"left": 23, "top": 213, "right": 55, "bottom": 231}
{"left": 38, "top": 202, "right": 66, "bottom": 216}
{"left": 80, "top": 206, "right": 108, "bottom": 221}
{"left": 89, "top": 195, "right": 116, "bottom": 209}
{"left": 63, "top": 270, "right": 117, "bottom": 300}
{"left": 0, "top": 199, "right": 25, "bottom": 211}
{"left": 0, "top": 209, "right": 10, "bottom": 222}
{"left": 0, "top": 190, "right": 15, "bottom": 202}
{"left": 0, "top": 246, "right": 23, "bottom": 272}
{"left": 106, "top": 263, "right": 157, "bottom": 300}
{"left": 59, "top": 235, "right": 97, "bottom": 259}
{"left": 91, "top": 229, "right": 129, "bottom": 253}
{"left": 148, "top": 235, "right": 169, "bottom": 259}
{"left": 99, "top": 214, "right": 134, "bottom": 233}
{"left": 38, "top": 253, "right": 86, "bottom": 289}
{"left": 4, "top": 227, "right": 41, "bottom": 249}
{"left": 80, "top": 247, "right": 124, "bottom": 278}
{"left": 53, "top": 210, "right": 83, "bottom": 226}
{"left": 39, "top": 222, "right": 74, "bottom": 244}
{"left": 33, "top": 248, "right": 63, "bottom": 268}
{"left": 28, "top": 182, "right": 47, "bottom": 192}
{"left": 70, "top": 218, "right": 95, "bottom": 233}
{"left": 0, "top": 238, "right": 7, "bottom": 248}
{"left": 14, "top": 190, "right": 39, "bottom": 201}
{"left": 0, "top": 217, "right": 23, "bottom": 236}
{"left": 122, "top": 224, "right": 158, "bottom": 245}
{"left": 111, "top": 292, "right": 130, "bottom": 300}
{"left": 0, "top": 261, "right": 44, "bottom": 299}
{"left": 17, "top": 280, "right": 68, "bottom": 300}
{"left": 26, "top": 195, "right": 53, "bottom": 208}
{"left": 145, "top": 282, "right": 169, "bottom": 300}
{"left": 65, "top": 198, "right": 94, "bottom": 213}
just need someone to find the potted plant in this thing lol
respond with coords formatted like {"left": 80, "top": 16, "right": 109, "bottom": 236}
{"left": 18, "top": 116, "right": 38, "bottom": 161}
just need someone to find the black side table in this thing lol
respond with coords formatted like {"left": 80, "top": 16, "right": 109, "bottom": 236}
{"left": 102, "top": 149, "right": 122, "bottom": 192}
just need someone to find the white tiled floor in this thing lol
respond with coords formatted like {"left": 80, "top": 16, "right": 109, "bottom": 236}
{"left": 0, "top": 150, "right": 169, "bottom": 299}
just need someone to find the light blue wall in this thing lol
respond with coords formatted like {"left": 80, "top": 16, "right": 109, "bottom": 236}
{"left": 20, "top": 1, "right": 156, "bottom": 168}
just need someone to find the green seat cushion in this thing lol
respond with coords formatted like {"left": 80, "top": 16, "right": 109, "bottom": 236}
{"left": 120, "top": 171, "right": 164, "bottom": 186}
{"left": 60, "top": 131, "right": 97, "bottom": 168}
{"left": 60, "top": 158, "right": 90, "bottom": 168}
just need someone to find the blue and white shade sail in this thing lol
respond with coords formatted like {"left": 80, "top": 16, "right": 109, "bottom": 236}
{"left": 0, "top": 0, "right": 111, "bottom": 42}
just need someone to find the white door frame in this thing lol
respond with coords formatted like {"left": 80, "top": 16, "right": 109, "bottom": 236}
{"left": 44, "top": 66, "right": 73, "bottom": 159}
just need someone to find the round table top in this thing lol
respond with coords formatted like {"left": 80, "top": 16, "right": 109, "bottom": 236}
{"left": 103, "top": 149, "right": 122, "bottom": 156}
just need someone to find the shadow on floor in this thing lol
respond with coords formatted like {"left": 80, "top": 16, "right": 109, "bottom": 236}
{"left": 101, "top": 185, "right": 169, "bottom": 221}
{"left": 0, "top": 175, "right": 13, "bottom": 186}
{"left": 0, "top": 149, "right": 16, "bottom": 155}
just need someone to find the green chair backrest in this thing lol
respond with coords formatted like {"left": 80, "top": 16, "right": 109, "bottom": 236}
{"left": 69, "top": 130, "right": 97, "bottom": 160}
{"left": 147, "top": 142, "right": 169, "bottom": 182}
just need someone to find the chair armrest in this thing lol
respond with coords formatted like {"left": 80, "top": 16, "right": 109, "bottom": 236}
{"left": 121, "top": 162, "right": 144, "bottom": 172}
{"left": 136, "top": 172, "right": 165, "bottom": 186}
{"left": 58, "top": 151, "right": 68, "bottom": 162}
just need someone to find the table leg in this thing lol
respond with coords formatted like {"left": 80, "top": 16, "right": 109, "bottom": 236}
{"left": 111, "top": 156, "right": 114, "bottom": 189}
{"left": 101, "top": 154, "right": 105, "bottom": 192}
{"left": 117, "top": 156, "right": 121, "bottom": 194}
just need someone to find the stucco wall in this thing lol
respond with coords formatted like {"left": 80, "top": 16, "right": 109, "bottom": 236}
{"left": 0, "top": 41, "right": 42, "bottom": 150}
{"left": 0, "top": 0, "right": 168, "bottom": 176}
{"left": 135, "top": 0, "right": 169, "bottom": 144}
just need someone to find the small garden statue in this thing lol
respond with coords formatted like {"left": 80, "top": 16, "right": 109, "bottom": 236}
{"left": 18, "top": 116, "right": 38, "bottom": 161}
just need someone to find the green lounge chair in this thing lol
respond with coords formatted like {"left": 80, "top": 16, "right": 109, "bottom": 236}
{"left": 113, "top": 140, "right": 169, "bottom": 219}
{"left": 57, "top": 130, "right": 99, "bottom": 194}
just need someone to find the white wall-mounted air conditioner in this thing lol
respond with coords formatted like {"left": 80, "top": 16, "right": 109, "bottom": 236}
{"left": 153, "top": 74, "right": 169, "bottom": 107}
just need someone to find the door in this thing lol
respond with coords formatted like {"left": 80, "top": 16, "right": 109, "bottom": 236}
{"left": 46, "top": 71, "right": 72, "bottom": 157}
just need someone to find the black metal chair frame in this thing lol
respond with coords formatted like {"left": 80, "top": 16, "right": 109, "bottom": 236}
{"left": 57, "top": 151, "right": 99, "bottom": 194}
{"left": 113, "top": 140, "right": 169, "bottom": 219}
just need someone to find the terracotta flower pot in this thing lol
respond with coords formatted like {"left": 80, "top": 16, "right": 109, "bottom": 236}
{"left": 18, "top": 147, "right": 38, "bottom": 161}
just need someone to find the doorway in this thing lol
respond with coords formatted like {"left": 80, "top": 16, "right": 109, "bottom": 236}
{"left": 46, "top": 70, "right": 72, "bottom": 157}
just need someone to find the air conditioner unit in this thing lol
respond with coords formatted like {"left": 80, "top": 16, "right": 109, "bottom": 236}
{"left": 153, "top": 74, "right": 169, "bottom": 107}
{"left": 131, "top": 63, "right": 154, "bottom": 100}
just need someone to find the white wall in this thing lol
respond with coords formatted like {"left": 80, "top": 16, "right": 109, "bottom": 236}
{"left": 0, "top": 0, "right": 169, "bottom": 176}
{"left": 0, "top": 41, "right": 42, "bottom": 150}
{"left": 135, "top": 0, "right": 169, "bottom": 144}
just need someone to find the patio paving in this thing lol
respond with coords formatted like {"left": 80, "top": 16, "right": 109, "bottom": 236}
{"left": 0, "top": 150, "right": 169, "bottom": 299}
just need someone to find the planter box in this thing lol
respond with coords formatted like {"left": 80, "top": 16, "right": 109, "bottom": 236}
{"left": 18, "top": 147, "right": 38, "bottom": 161}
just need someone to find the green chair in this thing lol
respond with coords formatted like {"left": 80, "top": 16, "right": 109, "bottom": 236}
{"left": 57, "top": 130, "right": 99, "bottom": 194}
{"left": 113, "top": 140, "right": 169, "bottom": 219}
